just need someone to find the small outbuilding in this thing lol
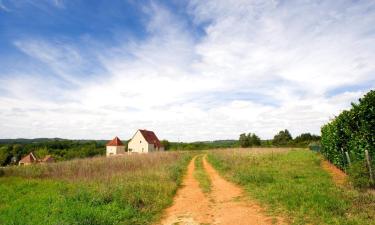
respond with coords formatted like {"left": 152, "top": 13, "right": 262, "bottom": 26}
{"left": 128, "top": 129, "right": 164, "bottom": 153}
{"left": 18, "top": 152, "right": 38, "bottom": 166}
{"left": 41, "top": 155, "right": 55, "bottom": 163}
{"left": 106, "top": 136, "right": 125, "bottom": 156}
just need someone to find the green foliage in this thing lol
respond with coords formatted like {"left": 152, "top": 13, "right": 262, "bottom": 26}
{"left": 239, "top": 133, "right": 261, "bottom": 147}
{"left": 0, "top": 140, "right": 106, "bottom": 166}
{"left": 208, "top": 149, "right": 375, "bottom": 224}
{"left": 348, "top": 161, "right": 374, "bottom": 189}
{"left": 169, "top": 140, "right": 239, "bottom": 150}
{"left": 272, "top": 129, "right": 293, "bottom": 146}
{"left": 160, "top": 140, "right": 170, "bottom": 150}
{"left": 0, "top": 146, "right": 10, "bottom": 166}
{"left": 321, "top": 90, "right": 375, "bottom": 188}
{"left": 293, "top": 133, "right": 321, "bottom": 147}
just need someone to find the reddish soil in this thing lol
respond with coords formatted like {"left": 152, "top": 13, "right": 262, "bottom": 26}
{"left": 321, "top": 160, "right": 347, "bottom": 186}
{"left": 159, "top": 156, "right": 213, "bottom": 225}
{"left": 158, "top": 156, "right": 285, "bottom": 225}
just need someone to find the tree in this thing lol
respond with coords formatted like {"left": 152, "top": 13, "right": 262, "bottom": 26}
{"left": 293, "top": 133, "right": 320, "bottom": 147}
{"left": 273, "top": 129, "right": 293, "bottom": 146}
{"left": 239, "top": 133, "right": 250, "bottom": 147}
{"left": 250, "top": 134, "right": 261, "bottom": 146}
{"left": 0, "top": 146, "right": 10, "bottom": 166}
{"left": 160, "top": 140, "right": 170, "bottom": 150}
{"left": 239, "top": 132, "right": 261, "bottom": 147}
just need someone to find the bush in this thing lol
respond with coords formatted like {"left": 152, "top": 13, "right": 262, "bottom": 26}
{"left": 348, "top": 161, "right": 373, "bottom": 189}
{"left": 321, "top": 90, "right": 375, "bottom": 188}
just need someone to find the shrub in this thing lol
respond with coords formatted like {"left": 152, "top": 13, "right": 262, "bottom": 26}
{"left": 321, "top": 90, "right": 375, "bottom": 188}
{"left": 348, "top": 161, "right": 373, "bottom": 189}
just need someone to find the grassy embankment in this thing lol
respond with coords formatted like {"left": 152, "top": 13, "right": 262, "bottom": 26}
{"left": 193, "top": 155, "right": 211, "bottom": 193}
{"left": 208, "top": 148, "right": 375, "bottom": 225}
{"left": 0, "top": 152, "right": 193, "bottom": 225}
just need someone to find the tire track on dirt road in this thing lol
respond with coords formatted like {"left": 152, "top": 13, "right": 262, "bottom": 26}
{"left": 203, "top": 156, "right": 285, "bottom": 225}
{"left": 159, "top": 156, "right": 213, "bottom": 225}
{"left": 159, "top": 155, "right": 286, "bottom": 225}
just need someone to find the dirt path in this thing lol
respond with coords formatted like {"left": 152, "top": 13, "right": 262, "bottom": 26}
{"left": 321, "top": 160, "right": 347, "bottom": 186}
{"left": 159, "top": 156, "right": 285, "bottom": 225}
{"left": 159, "top": 156, "right": 213, "bottom": 225}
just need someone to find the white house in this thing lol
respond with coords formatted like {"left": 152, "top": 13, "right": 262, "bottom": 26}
{"left": 106, "top": 136, "right": 125, "bottom": 156}
{"left": 128, "top": 129, "right": 164, "bottom": 153}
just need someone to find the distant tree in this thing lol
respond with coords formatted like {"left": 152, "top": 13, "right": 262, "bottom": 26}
{"left": 11, "top": 144, "right": 23, "bottom": 162}
{"left": 0, "top": 146, "right": 10, "bottom": 166}
{"left": 34, "top": 147, "right": 49, "bottom": 159}
{"left": 239, "top": 133, "right": 250, "bottom": 147}
{"left": 273, "top": 129, "right": 293, "bottom": 146}
{"left": 160, "top": 140, "right": 170, "bottom": 150}
{"left": 239, "top": 132, "right": 261, "bottom": 147}
{"left": 250, "top": 134, "right": 261, "bottom": 146}
{"left": 293, "top": 133, "right": 320, "bottom": 147}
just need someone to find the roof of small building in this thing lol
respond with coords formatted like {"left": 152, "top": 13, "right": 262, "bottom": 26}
{"left": 19, "top": 152, "right": 37, "bottom": 163}
{"left": 106, "top": 136, "right": 124, "bottom": 146}
{"left": 139, "top": 129, "right": 163, "bottom": 148}
{"left": 42, "top": 155, "right": 54, "bottom": 162}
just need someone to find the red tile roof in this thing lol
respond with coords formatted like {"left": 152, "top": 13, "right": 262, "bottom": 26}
{"left": 139, "top": 129, "right": 163, "bottom": 148}
{"left": 106, "top": 136, "right": 124, "bottom": 146}
{"left": 19, "top": 152, "right": 37, "bottom": 164}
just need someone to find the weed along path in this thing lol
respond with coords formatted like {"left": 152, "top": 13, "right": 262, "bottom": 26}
{"left": 159, "top": 156, "right": 285, "bottom": 225}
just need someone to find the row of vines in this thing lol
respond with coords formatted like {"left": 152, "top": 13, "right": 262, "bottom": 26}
{"left": 321, "top": 90, "right": 374, "bottom": 188}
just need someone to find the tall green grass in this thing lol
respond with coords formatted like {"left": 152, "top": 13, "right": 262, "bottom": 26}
{"left": 193, "top": 155, "right": 211, "bottom": 193}
{"left": 207, "top": 149, "right": 375, "bottom": 225}
{"left": 0, "top": 152, "right": 193, "bottom": 225}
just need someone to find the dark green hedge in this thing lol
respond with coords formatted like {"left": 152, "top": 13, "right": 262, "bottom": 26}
{"left": 321, "top": 90, "right": 375, "bottom": 174}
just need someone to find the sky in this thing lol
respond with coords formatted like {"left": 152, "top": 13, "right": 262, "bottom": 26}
{"left": 0, "top": 0, "right": 374, "bottom": 141}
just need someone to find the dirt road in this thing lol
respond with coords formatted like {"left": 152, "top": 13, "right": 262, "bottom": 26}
{"left": 159, "top": 156, "right": 285, "bottom": 225}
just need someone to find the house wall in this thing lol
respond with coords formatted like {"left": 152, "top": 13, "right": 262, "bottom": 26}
{"left": 106, "top": 146, "right": 125, "bottom": 156}
{"left": 128, "top": 131, "right": 149, "bottom": 153}
{"left": 148, "top": 143, "right": 164, "bottom": 152}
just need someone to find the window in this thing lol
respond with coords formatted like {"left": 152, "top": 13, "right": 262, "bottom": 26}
{"left": 140, "top": 140, "right": 142, "bottom": 143}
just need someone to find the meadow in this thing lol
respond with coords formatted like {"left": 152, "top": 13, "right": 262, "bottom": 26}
{"left": 1, "top": 148, "right": 375, "bottom": 225}
{"left": 207, "top": 149, "right": 375, "bottom": 225}
{"left": 0, "top": 152, "right": 193, "bottom": 225}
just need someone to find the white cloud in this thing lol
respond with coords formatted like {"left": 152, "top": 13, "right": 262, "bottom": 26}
{"left": 1, "top": 1, "right": 374, "bottom": 141}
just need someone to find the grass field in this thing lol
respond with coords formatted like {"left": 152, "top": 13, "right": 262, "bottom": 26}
{"left": 0, "top": 152, "right": 193, "bottom": 225}
{"left": 207, "top": 149, "right": 375, "bottom": 225}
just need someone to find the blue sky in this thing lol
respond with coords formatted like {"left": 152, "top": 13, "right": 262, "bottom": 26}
{"left": 0, "top": 0, "right": 374, "bottom": 141}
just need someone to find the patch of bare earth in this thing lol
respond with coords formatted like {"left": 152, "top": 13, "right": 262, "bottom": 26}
{"left": 203, "top": 157, "right": 285, "bottom": 225}
{"left": 159, "top": 156, "right": 213, "bottom": 225}
{"left": 321, "top": 160, "right": 347, "bottom": 186}
{"left": 159, "top": 156, "right": 286, "bottom": 225}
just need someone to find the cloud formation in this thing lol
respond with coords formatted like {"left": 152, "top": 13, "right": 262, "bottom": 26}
{"left": 0, "top": 0, "right": 374, "bottom": 141}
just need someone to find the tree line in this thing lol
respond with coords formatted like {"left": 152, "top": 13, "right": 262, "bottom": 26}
{"left": 0, "top": 132, "right": 321, "bottom": 166}
{"left": 0, "top": 140, "right": 105, "bottom": 166}
{"left": 239, "top": 130, "right": 320, "bottom": 148}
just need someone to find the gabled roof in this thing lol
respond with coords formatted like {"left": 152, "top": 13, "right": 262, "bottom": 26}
{"left": 106, "top": 136, "right": 124, "bottom": 146}
{"left": 42, "top": 155, "right": 54, "bottom": 162}
{"left": 139, "top": 129, "right": 163, "bottom": 148}
{"left": 19, "top": 152, "right": 37, "bottom": 163}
